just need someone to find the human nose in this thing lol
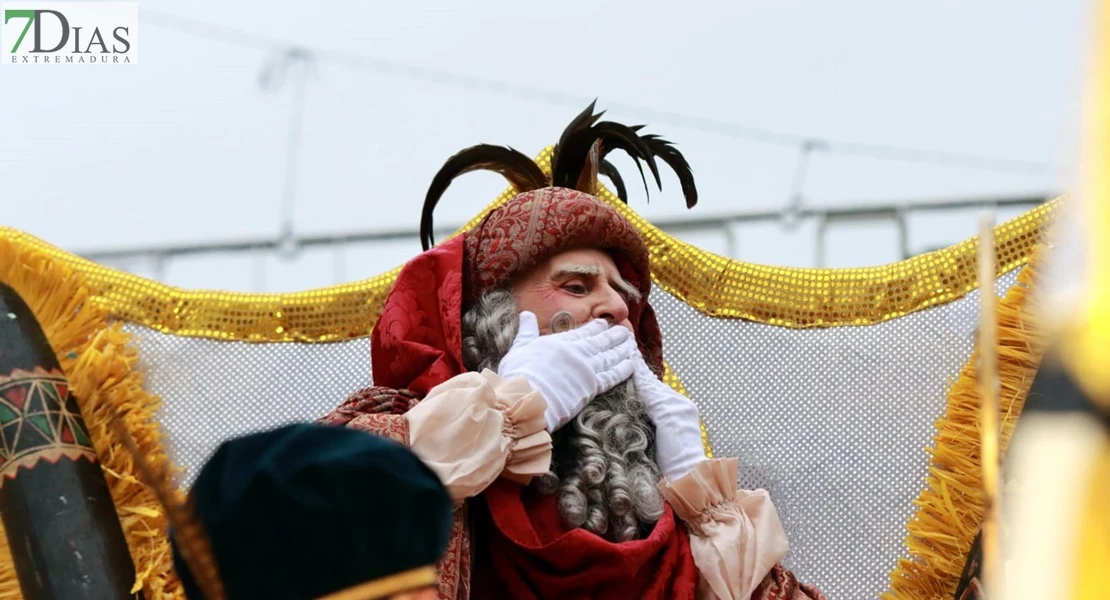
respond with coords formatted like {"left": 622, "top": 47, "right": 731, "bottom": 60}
{"left": 592, "top": 287, "right": 630, "bottom": 326}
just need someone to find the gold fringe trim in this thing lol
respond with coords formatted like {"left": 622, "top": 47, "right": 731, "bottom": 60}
{"left": 882, "top": 245, "right": 1051, "bottom": 599}
{"left": 0, "top": 238, "right": 184, "bottom": 599}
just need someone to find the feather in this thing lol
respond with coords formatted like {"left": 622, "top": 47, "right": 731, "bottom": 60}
{"left": 553, "top": 99, "right": 603, "bottom": 166}
{"left": 592, "top": 120, "right": 662, "bottom": 196}
{"left": 640, "top": 134, "right": 698, "bottom": 208}
{"left": 598, "top": 158, "right": 628, "bottom": 202}
{"left": 418, "top": 101, "right": 696, "bottom": 251}
{"left": 553, "top": 115, "right": 660, "bottom": 199}
{"left": 574, "top": 140, "right": 602, "bottom": 196}
{"left": 421, "top": 144, "right": 548, "bottom": 250}
{"left": 551, "top": 102, "right": 705, "bottom": 209}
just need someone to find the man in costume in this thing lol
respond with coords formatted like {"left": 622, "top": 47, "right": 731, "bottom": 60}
{"left": 319, "top": 103, "right": 825, "bottom": 600}
{"left": 169, "top": 423, "right": 454, "bottom": 600}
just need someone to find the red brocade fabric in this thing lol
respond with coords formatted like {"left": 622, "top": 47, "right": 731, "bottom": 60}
{"left": 750, "top": 565, "right": 828, "bottom": 600}
{"left": 370, "top": 238, "right": 466, "bottom": 398}
{"left": 463, "top": 188, "right": 648, "bottom": 296}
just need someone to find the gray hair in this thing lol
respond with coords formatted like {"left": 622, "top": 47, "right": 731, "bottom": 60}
{"left": 461, "top": 289, "right": 664, "bottom": 542}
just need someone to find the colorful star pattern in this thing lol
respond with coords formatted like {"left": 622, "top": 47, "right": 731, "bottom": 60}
{"left": 0, "top": 367, "right": 96, "bottom": 485}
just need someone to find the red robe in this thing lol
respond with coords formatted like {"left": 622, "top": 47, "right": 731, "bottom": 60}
{"left": 366, "top": 236, "right": 698, "bottom": 599}
{"left": 324, "top": 231, "right": 824, "bottom": 600}
{"left": 471, "top": 480, "right": 697, "bottom": 599}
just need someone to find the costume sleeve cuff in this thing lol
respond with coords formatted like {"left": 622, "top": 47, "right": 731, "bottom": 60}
{"left": 491, "top": 372, "right": 554, "bottom": 485}
{"left": 404, "top": 370, "right": 552, "bottom": 503}
{"left": 657, "top": 458, "right": 789, "bottom": 600}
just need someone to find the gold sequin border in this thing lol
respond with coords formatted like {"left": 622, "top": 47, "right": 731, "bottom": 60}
{"left": 0, "top": 148, "right": 1059, "bottom": 343}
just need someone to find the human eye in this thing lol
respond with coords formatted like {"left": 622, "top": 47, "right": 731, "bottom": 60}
{"left": 562, "top": 280, "right": 589, "bottom": 295}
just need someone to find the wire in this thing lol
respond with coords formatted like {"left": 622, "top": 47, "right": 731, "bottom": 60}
{"left": 141, "top": 10, "right": 1061, "bottom": 176}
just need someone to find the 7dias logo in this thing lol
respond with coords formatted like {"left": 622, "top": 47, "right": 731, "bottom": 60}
{"left": 2, "top": 2, "right": 138, "bottom": 64}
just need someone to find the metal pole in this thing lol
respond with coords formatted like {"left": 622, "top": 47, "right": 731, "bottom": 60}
{"left": 896, "top": 207, "right": 910, "bottom": 260}
{"left": 814, "top": 213, "right": 829, "bottom": 268}
{"left": 261, "top": 48, "right": 314, "bottom": 255}
{"left": 721, "top": 219, "right": 739, "bottom": 259}
{"left": 783, "top": 139, "right": 828, "bottom": 231}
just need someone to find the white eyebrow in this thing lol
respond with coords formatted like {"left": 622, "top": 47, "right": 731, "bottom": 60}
{"left": 555, "top": 264, "right": 601, "bottom": 277}
{"left": 612, "top": 276, "right": 642, "bottom": 301}
{"left": 554, "top": 264, "right": 642, "bottom": 301}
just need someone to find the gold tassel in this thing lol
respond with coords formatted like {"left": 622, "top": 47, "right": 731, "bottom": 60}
{"left": 0, "top": 238, "right": 186, "bottom": 599}
{"left": 882, "top": 245, "right": 1050, "bottom": 599}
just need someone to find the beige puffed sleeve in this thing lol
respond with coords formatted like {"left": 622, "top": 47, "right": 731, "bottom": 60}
{"left": 658, "top": 457, "right": 790, "bottom": 600}
{"left": 404, "top": 369, "right": 552, "bottom": 502}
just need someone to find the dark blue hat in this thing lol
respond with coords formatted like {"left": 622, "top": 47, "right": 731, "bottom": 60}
{"left": 171, "top": 423, "right": 453, "bottom": 600}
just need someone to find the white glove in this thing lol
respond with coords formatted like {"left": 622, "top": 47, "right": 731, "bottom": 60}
{"left": 498, "top": 312, "right": 639, "bottom": 433}
{"left": 631, "top": 355, "right": 706, "bottom": 481}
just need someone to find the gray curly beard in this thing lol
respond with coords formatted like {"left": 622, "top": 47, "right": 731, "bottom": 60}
{"left": 461, "top": 289, "right": 665, "bottom": 542}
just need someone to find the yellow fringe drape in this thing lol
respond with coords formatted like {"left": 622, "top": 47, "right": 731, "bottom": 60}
{"left": 883, "top": 246, "right": 1050, "bottom": 599}
{"left": 0, "top": 238, "right": 183, "bottom": 599}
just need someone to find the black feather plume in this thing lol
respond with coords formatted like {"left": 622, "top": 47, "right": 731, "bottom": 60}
{"left": 640, "top": 134, "right": 698, "bottom": 208}
{"left": 552, "top": 102, "right": 696, "bottom": 209}
{"left": 598, "top": 158, "right": 628, "bottom": 202}
{"left": 420, "top": 144, "right": 548, "bottom": 250}
{"left": 419, "top": 101, "right": 697, "bottom": 252}
{"left": 555, "top": 100, "right": 603, "bottom": 151}
{"left": 553, "top": 114, "right": 660, "bottom": 200}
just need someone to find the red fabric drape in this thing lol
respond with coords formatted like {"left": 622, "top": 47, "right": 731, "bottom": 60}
{"left": 471, "top": 480, "right": 697, "bottom": 600}
{"left": 370, "top": 237, "right": 466, "bottom": 397}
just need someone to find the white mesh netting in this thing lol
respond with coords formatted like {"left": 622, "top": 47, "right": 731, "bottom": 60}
{"left": 126, "top": 269, "right": 1019, "bottom": 599}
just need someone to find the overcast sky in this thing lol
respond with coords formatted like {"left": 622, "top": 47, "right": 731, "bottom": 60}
{"left": 0, "top": 0, "right": 1094, "bottom": 292}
